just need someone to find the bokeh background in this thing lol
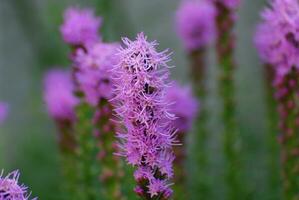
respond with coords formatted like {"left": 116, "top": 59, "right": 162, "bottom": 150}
{"left": 0, "top": 0, "right": 276, "bottom": 199}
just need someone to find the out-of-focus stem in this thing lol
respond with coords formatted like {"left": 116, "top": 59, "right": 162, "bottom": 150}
{"left": 263, "top": 64, "right": 281, "bottom": 199}
{"left": 55, "top": 120, "right": 77, "bottom": 200}
{"left": 188, "top": 48, "right": 210, "bottom": 199}
{"left": 215, "top": 2, "right": 242, "bottom": 199}
{"left": 274, "top": 68, "right": 299, "bottom": 200}
{"left": 94, "top": 99, "right": 124, "bottom": 200}
{"left": 74, "top": 103, "right": 100, "bottom": 200}
{"left": 173, "top": 131, "right": 187, "bottom": 199}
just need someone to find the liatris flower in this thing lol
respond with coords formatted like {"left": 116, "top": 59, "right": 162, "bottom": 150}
{"left": 73, "top": 42, "right": 118, "bottom": 106}
{"left": 212, "top": 0, "right": 243, "bottom": 198}
{"left": 0, "top": 102, "right": 8, "bottom": 124}
{"left": 255, "top": 0, "right": 299, "bottom": 198}
{"left": 44, "top": 69, "right": 78, "bottom": 122}
{"left": 176, "top": 0, "right": 216, "bottom": 51}
{"left": 60, "top": 7, "right": 102, "bottom": 46}
{"left": 175, "top": 1, "right": 214, "bottom": 198}
{"left": 113, "top": 33, "right": 176, "bottom": 199}
{"left": 165, "top": 82, "right": 199, "bottom": 199}
{"left": 0, "top": 170, "right": 36, "bottom": 200}
{"left": 255, "top": 0, "right": 299, "bottom": 77}
{"left": 43, "top": 69, "right": 78, "bottom": 199}
{"left": 73, "top": 41, "right": 124, "bottom": 199}
{"left": 165, "top": 82, "right": 199, "bottom": 133}
{"left": 254, "top": 11, "right": 282, "bottom": 198}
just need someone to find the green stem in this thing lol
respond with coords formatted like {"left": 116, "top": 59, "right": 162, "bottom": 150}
{"left": 276, "top": 68, "right": 299, "bottom": 200}
{"left": 173, "top": 132, "right": 187, "bottom": 200}
{"left": 95, "top": 99, "right": 124, "bottom": 200}
{"left": 56, "top": 120, "right": 77, "bottom": 200}
{"left": 74, "top": 103, "right": 100, "bottom": 200}
{"left": 215, "top": 2, "right": 243, "bottom": 199}
{"left": 188, "top": 48, "right": 210, "bottom": 199}
{"left": 264, "top": 64, "right": 281, "bottom": 199}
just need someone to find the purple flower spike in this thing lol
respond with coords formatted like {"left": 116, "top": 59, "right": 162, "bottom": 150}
{"left": 113, "top": 33, "right": 176, "bottom": 199}
{"left": 44, "top": 69, "right": 78, "bottom": 122}
{"left": 255, "top": 0, "right": 299, "bottom": 78}
{"left": 73, "top": 42, "right": 119, "bottom": 106}
{"left": 0, "top": 102, "right": 8, "bottom": 124}
{"left": 0, "top": 170, "right": 37, "bottom": 200}
{"left": 176, "top": 0, "right": 216, "bottom": 51}
{"left": 60, "top": 7, "right": 102, "bottom": 46}
{"left": 165, "top": 82, "right": 199, "bottom": 133}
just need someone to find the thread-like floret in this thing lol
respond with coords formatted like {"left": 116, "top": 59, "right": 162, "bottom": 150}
{"left": 0, "top": 170, "right": 37, "bottom": 200}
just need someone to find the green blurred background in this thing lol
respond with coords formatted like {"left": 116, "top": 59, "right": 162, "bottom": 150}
{"left": 0, "top": 0, "right": 276, "bottom": 199}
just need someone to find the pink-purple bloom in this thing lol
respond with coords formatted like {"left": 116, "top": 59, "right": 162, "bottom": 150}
{"left": 0, "top": 170, "right": 36, "bottom": 200}
{"left": 165, "top": 82, "right": 199, "bottom": 132}
{"left": 176, "top": 0, "right": 216, "bottom": 51}
{"left": 60, "top": 7, "right": 102, "bottom": 46}
{"left": 254, "top": 0, "right": 299, "bottom": 78}
{"left": 0, "top": 102, "right": 8, "bottom": 124}
{"left": 113, "top": 33, "right": 176, "bottom": 198}
{"left": 73, "top": 42, "right": 119, "bottom": 106}
{"left": 44, "top": 69, "right": 78, "bottom": 122}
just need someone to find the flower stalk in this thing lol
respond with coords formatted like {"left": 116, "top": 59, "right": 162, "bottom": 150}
{"left": 274, "top": 68, "right": 299, "bottom": 199}
{"left": 94, "top": 99, "right": 124, "bottom": 200}
{"left": 214, "top": 1, "right": 242, "bottom": 199}
{"left": 263, "top": 64, "right": 281, "bottom": 198}
{"left": 189, "top": 48, "right": 210, "bottom": 198}
{"left": 175, "top": 1, "right": 215, "bottom": 198}
{"left": 43, "top": 69, "right": 79, "bottom": 200}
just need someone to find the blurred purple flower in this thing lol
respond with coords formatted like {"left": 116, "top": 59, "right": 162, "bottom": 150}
{"left": 176, "top": 0, "right": 216, "bottom": 51}
{"left": 0, "top": 170, "right": 37, "bottom": 200}
{"left": 43, "top": 69, "right": 78, "bottom": 122}
{"left": 254, "top": 0, "right": 299, "bottom": 78}
{"left": 73, "top": 42, "right": 119, "bottom": 106}
{"left": 0, "top": 102, "right": 8, "bottom": 124}
{"left": 165, "top": 82, "right": 199, "bottom": 132}
{"left": 113, "top": 33, "right": 176, "bottom": 199}
{"left": 60, "top": 7, "right": 102, "bottom": 46}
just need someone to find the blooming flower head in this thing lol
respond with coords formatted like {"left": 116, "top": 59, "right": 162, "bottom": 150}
{"left": 165, "top": 82, "right": 199, "bottom": 132}
{"left": 176, "top": 0, "right": 216, "bottom": 51}
{"left": 73, "top": 42, "right": 119, "bottom": 106}
{"left": 0, "top": 102, "right": 8, "bottom": 124}
{"left": 255, "top": 0, "right": 299, "bottom": 77}
{"left": 113, "top": 33, "right": 176, "bottom": 198}
{"left": 44, "top": 69, "right": 78, "bottom": 122}
{"left": 0, "top": 170, "right": 36, "bottom": 200}
{"left": 60, "top": 7, "right": 102, "bottom": 46}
